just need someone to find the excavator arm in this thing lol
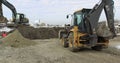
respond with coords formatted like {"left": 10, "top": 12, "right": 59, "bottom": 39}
{"left": 0, "top": 0, "right": 17, "bottom": 20}
{"left": 104, "top": 0, "right": 115, "bottom": 37}
{"left": 85, "top": 0, "right": 116, "bottom": 38}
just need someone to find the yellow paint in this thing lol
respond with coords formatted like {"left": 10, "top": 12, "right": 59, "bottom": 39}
{"left": 70, "top": 26, "right": 87, "bottom": 48}
{"left": 69, "top": 25, "right": 109, "bottom": 48}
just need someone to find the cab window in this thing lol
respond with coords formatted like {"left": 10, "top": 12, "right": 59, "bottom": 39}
{"left": 76, "top": 14, "right": 82, "bottom": 25}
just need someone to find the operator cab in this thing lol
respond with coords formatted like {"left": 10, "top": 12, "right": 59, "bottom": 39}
{"left": 16, "top": 13, "right": 24, "bottom": 24}
{"left": 68, "top": 8, "right": 91, "bottom": 32}
{"left": 15, "top": 13, "right": 29, "bottom": 24}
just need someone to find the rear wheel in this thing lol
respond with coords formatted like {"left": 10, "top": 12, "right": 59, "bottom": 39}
{"left": 68, "top": 33, "right": 79, "bottom": 52}
{"left": 91, "top": 45, "right": 102, "bottom": 51}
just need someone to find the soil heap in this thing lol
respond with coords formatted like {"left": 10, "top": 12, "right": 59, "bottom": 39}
{"left": 18, "top": 26, "right": 64, "bottom": 39}
{"left": 1, "top": 29, "right": 36, "bottom": 48}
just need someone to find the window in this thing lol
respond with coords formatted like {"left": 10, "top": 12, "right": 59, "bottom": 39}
{"left": 16, "top": 14, "right": 20, "bottom": 19}
{"left": 76, "top": 14, "right": 82, "bottom": 25}
{"left": 74, "top": 13, "right": 83, "bottom": 25}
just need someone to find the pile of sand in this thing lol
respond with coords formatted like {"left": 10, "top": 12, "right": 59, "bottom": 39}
{"left": 1, "top": 29, "right": 36, "bottom": 48}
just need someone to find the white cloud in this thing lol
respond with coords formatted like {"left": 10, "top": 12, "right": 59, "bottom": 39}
{"left": 115, "top": 0, "right": 120, "bottom": 7}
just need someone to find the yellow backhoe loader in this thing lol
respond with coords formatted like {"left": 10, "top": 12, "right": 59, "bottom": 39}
{"left": 59, "top": 0, "right": 116, "bottom": 52}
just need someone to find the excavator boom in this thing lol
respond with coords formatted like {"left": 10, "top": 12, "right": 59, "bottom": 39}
{"left": 0, "top": 0, "right": 17, "bottom": 19}
{"left": 0, "top": 2, "right": 3, "bottom": 16}
{"left": 86, "top": 0, "right": 116, "bottom": 37}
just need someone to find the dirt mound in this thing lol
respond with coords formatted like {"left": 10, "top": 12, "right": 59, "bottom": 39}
{"left": 18, "top": 26, "right": 64, "bottom": 39}
{"left": 96, "top": 22, "right": 113, "bottom": 38}
{"left": 1, "top": 29, "right": 36, "bottom": 48}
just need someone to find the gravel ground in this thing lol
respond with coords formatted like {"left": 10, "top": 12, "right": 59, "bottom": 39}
{"left": 0, "top": 38, "right": 120, "bottom": 63}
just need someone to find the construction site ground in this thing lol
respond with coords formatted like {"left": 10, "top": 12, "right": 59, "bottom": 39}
{"left": 0, "top": 38, "right": 120, "bottom": 63}
{"left": 0, "top": 28, "right": 120, "bottom": 63}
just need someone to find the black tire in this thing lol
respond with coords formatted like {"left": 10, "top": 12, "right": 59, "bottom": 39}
{"left": 63, "top": 40, "right": 69, "bottom": 48}
{"left": 69, "top": 47, "right": 79, "bottom": 52}
{"left": 91, "top": 45, "right": 102, "bottom": 51}
{"left": 61, "top": 36, "right": 68, "bottom": 48}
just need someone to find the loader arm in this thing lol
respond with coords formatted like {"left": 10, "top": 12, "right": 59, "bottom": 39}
{"left": 85, "top": 0, "right": 116, "bottom": 37}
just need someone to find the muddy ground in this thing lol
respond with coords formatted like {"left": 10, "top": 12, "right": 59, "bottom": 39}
{"left": 0, "top": 37, "right": 120, "bottom": 63}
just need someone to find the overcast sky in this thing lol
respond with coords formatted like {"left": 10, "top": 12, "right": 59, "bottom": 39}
{"left": 2, "top": 0, "right": 120, "bottom": 25}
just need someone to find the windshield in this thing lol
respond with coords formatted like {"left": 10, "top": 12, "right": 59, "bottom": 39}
{"left": 76, "top": 14, "right": 82, "bottom": 25}
{"left": 74, "top": 13, "right": 83, "bottom": 26}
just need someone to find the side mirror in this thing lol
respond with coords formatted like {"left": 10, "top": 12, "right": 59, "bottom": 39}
{"left": 66, "top": 15, "right": 69, "bottom": 19}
